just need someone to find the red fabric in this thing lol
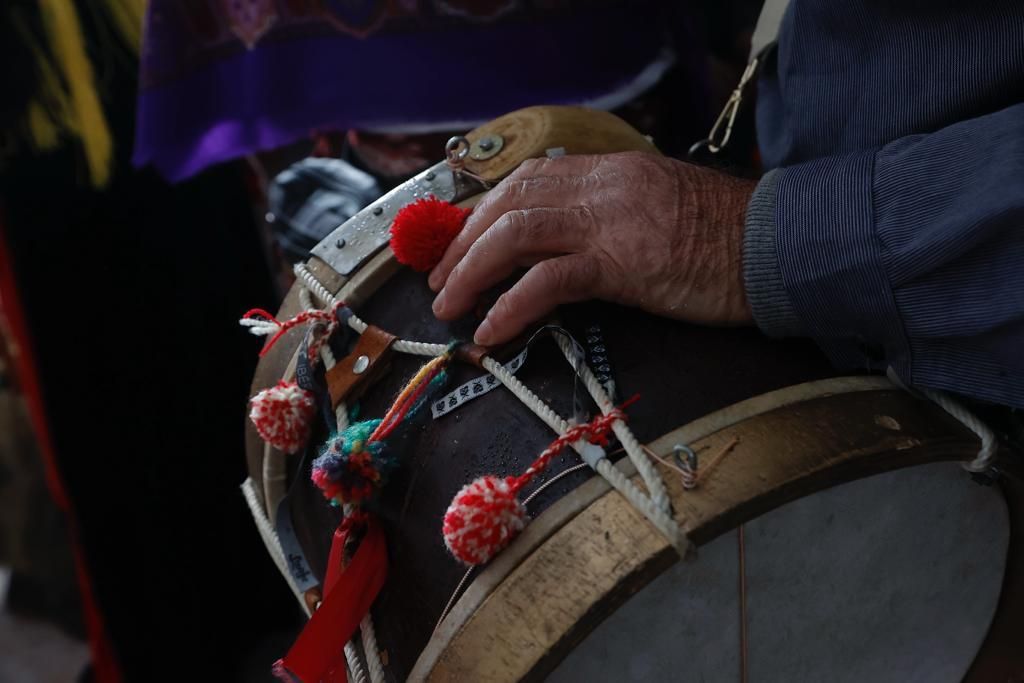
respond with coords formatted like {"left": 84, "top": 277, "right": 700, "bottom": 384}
{"left": 389, "top": 196, "right": 470, "bottom": 272}
{"left": 278, "top": 516, "right": 388, "bottom": 683}
{"left": 0, "top": 214, "right": 122, "bottom": 682}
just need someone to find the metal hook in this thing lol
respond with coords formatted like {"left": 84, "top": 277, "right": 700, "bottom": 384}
{"left": 673, "top": 444, "right": 698, "bottom": 490}
{"left": 444, "top": 135, "right": 492, "bottom": 190}
{"left": 690, "top": 56, "right": 760, "bottom": 156}
{"left": 445, "top": 136, "right": 471, "bottom": 172}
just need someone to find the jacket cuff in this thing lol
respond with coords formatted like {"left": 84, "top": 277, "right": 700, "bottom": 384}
{"left": 743, "top": 170, "right": 803, "bottom": 337}
{"left": 775, "top": 151, "right": 911, "bottom": 374}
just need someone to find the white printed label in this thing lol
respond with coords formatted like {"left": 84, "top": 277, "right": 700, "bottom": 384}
{"left": 431, "top": 349, "right": 528, "bottom": 419}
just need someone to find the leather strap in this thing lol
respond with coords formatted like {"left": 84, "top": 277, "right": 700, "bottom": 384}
{"left": 327, "top": 325, "right": 396, "bottom": 408}
{"left": 454, "top": 342, "right": 491, "bottom": 369}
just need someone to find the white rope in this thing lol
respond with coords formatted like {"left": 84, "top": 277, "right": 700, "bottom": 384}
{"left": 239, "top": 317, "right": 280, "bottom": 337}
{"left": 293, "top": 263, "right": 448, "bottom": 357}
{"left": 344, "top": 642, "right": 368, "bottom": 683}
{"left": 295, "top": 263, "right": 336, "bottom": 307}
{"left": 283, "top": 289, "right": 382, "bottom": 682}
{"left": 922, "top": 388, "right": 998, "bottom": 473}
{"left": 481, "top": 355, "right": 571, "bottom": 434}
{"left": 360, "top": 614, "right": 386, "bottom": 683}
{"left": 553, "top": 332, "right": 673, "bottom": 514}
{"left": 285, "top": 262, "right": 688, "bottom": 651}
{"left": 240, "top": 479, "right": 310, "bottom": 615}
{"left": 481, "top": 355, "right": 690, "bottom": 557}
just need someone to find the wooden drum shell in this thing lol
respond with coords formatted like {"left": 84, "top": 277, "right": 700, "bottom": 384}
{"left": 242, "top": 106, "right": 1023, "bottom": 682}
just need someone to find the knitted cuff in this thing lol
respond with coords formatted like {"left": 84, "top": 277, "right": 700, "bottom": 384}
{"left": 742, "top": 169, "right": 803, "bottom": 337}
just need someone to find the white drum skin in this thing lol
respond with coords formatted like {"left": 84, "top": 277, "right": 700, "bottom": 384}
{"left": 550, "top": 461, "right": 1009, "bottom": 683}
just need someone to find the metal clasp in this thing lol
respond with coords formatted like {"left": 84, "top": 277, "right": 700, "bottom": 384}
{"left": 445, "top": 135, "right": 492, "bottom": 191}
{"left": 689, "top": 56, "right": 760, "bottom": 157}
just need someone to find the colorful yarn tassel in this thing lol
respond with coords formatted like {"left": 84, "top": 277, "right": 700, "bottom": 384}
{"left": 311, "top": 350, "right": 453, "bottom": 504}
{"left": 443, "top": 397, "right": 638, "bottom": 565}
{"left": 311, "top": 419, "right": 394, "bottom": 505}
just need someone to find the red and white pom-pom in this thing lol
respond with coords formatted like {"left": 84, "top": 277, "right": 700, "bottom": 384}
{"left": 249, "top": 380, "right": 316, "bottom": 454}
{"left": 390, "top": 196, "right": 470, "bottom": 272}
{"left": 443, "top": 475, "right": 526, "bottom": 565}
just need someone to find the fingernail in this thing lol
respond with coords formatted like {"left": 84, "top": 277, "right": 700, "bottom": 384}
{"left": 474, "top": 318, "right": 494, "bottom": 345}
{"left": 428, "top": 268, "right": 443, "bottom": 291}
{"left": 432, "top": 289, "right": 447, "bottom": 316}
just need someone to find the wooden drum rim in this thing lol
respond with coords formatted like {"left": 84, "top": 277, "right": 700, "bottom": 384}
{"left": 411, "top": 379, "right": 1020, "bottom": 682}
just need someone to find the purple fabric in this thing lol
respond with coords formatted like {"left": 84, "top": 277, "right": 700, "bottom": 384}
{"left": 133, "top": 2, "right": 685, "bottom": 181}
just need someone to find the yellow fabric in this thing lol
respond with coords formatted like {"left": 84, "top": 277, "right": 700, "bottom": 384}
{"left": 27, "top": 101, "right": 62, "bottom": 151}
{"left": 38, "top": 0, "right": 113, "bottom": 186}
{"left": 24, "top": 37, "right": 72, "bottom": 152}
{"left": 14, "top": 0, "right": 146, "bottom": 187}
{"left": 102, "top": 0, "right": 147, "bottom": 51}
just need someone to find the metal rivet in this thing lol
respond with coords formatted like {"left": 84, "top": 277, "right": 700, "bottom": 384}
{"left": 425, "top": 171, "right": 435, "bottom": 181}
{"left": 469, "top": 134, "right": 504, "bottom": 161}
{"left": 352, "top": 355, "right": 370, "bottom": 374}
{"left": 372, "top": 206, "right": 383, "bottom": 216}
{"left": 335, "top": 238, "right": 346, "bottom": 249}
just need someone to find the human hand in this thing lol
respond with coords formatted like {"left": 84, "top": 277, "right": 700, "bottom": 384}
{"left": 428, "top": 152, "right": 757, "bottom": 345}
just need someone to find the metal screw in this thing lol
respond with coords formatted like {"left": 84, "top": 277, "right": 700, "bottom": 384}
{"left": 352, "top": 355, "right": 370, "bottom": 374}
{"left": 674, "top": 444, "right": 698, "bottom": 471}
{"left": 372, "top": 206, "right": 383, "bottom": 216}
{"left": 335, "top": 238, "right": 346, "bottom": 249}
{"left": 425, "top": 171, "right": 435, "bottom": 181}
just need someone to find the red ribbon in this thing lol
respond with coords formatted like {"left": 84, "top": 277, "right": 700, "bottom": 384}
{"left": 276, "top": 516, "right": 388, "bottom": 683}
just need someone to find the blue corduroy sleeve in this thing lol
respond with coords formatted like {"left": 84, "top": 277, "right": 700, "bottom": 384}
{"left": 744, "top": 102, "right": 1024, "bottom": 408}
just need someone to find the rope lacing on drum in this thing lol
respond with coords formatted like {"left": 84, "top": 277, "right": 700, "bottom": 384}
{"left": 294, "top": 262, "right": 687, "bottom": 555}
{"left": 280, "top": 262, "right": 688, "bottom": 680}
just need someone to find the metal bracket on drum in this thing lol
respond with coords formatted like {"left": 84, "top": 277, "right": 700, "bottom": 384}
{"left": 310, "top": 160, "right": 458, "bottom": 277}
{"left": 310, "top": 134, "right": 500, "bottom": 277}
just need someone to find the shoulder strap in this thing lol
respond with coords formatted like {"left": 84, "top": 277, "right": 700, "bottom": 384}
{"left": 690, "top": 0, "right": 791, "bottom": 158}
{"left": 750, "top": 0, "right": 791, "bottom": 60}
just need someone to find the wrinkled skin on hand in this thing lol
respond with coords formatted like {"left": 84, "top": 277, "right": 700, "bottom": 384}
{"left": 428, "top": 152, "right": 757, "bottom": 345}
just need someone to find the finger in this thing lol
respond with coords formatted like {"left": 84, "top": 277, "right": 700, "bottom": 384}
{"left": 427, "top": 156, "right": 605, "bottom": 291}
{"left": 473, "top": 254, "right": 604, "bottom": 346}
{"left": 432, "top": 206, "right": 596, "bottom": 320}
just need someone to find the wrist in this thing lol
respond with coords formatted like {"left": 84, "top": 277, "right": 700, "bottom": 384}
{"left": 715, "top": 172, "right": 758, "bottom": 324}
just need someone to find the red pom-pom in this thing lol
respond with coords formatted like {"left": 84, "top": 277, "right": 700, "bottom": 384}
{"left": 390, "top": 196, "right": 470, "bottom": 272}
{"left": 249, "top": 380, "right": 316, "bottom": 454}
{"left": 443, "top": 475, "right": 526, "bottom": 565}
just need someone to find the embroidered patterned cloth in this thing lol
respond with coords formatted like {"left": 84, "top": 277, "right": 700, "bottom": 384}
{"left": 132, "top": 1, "right": 696, "bottom": 181}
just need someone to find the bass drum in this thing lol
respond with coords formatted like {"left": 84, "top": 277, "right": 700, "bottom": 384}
{"left": 243, "top": 106, "right": 1023, "bottom": 682}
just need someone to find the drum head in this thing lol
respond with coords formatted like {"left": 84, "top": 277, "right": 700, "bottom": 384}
{"left": 549, "top": 461, "right": 1009, "bottom": 683}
